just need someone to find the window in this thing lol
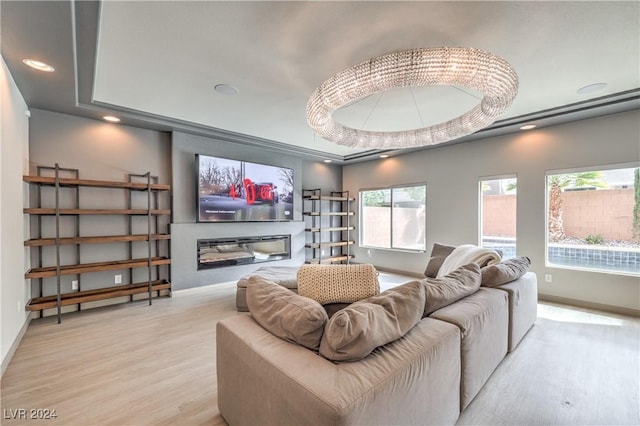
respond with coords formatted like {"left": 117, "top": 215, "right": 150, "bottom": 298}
{"left": 479, "top": 176, "right": 517, "bottom": 259}
{"left": 546, "top": 166, "right": 640, "bottom": 275}
{"left": 360, "top": 184, "right": 426, "bottom": 251}
{"left": 361, "top": 188, "right": 391, "bottom": 248}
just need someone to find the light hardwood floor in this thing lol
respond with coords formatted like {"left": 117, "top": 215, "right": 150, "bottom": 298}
{"left": 1, "top": 283, "right": 240, "bottom": 426}
{"left": 1, "top": 281, "right": 638, "bottom": 425}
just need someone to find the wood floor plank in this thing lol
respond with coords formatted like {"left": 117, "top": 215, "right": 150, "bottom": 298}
{"left": 1, "top": 282, "right": 238, "bottom": 426}
{"left": 1, "top": 281, "right": 638, "bottom": 426}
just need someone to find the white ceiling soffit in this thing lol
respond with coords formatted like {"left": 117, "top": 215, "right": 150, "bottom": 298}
{"left": 92, "top": 1, "right": 640, "bottom": 158}
{"left": 1, "top": 1, "right": 638, "bottom": 162}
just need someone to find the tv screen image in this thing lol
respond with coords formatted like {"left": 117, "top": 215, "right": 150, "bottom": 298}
{"left": 197, "top": 154, "right": 294, "bottom": 222}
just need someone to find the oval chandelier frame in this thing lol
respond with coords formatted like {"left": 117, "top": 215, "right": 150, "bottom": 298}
{"left": 306, "top": 47, "right": 519, "bottom": 149}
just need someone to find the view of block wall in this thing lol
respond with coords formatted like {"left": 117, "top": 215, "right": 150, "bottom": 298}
{"left": 483, "top": 188, "right": 635, "bottom": 241}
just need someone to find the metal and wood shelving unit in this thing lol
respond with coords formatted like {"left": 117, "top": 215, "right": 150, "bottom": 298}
{"left": 23, "top": 164, "right": 171, "bottom": 323}
{"left": 303, "top": 189, "right": 355, "bottom": 264}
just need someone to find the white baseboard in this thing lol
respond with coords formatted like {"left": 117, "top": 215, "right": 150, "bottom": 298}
{"left": 539, "top": 293, "right": 640, "bottom": 318}
{"left": 1, "top": 313, "right": 31, "bottom": 379}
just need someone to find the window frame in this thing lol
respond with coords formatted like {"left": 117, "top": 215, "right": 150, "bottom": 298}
{"left": 544, "top": 162, "right": 640, "bottom": 277}
{"left": 359, "top": 183, "right": 427, "bottom": 253}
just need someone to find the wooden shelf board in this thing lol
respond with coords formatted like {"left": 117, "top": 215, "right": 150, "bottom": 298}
{"left": 303, "top": 195, "right": 355, "bottom": 202}
{"left": 26, "top": 280, "right": 171, "bottom": 311}
{"left": 305, "top": 226, "right": 355, "bottom": 232}
{"left": 305, "top": 241, "right": 355, "bottom": 249}
{"left": 303, "top": 211, "right": 354, "bottom": 217}
{"left": 24, "top": 208, "right": 171, "bottom": 216}
{"left": 25, "top": 257, "right": 171, "bottom": 279}
{"left": 25, "top": 234, "right": 170, "bottom": 247}
{"left": 24, "top": 175, "right": 170, "bottom": 191}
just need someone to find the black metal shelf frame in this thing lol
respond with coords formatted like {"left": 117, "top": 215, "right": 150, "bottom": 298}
{"left": 302, "top": 189, "right": 354, "bottom": 264}
{"left": 25, "top": 164, "right": 171, "bottom": 323}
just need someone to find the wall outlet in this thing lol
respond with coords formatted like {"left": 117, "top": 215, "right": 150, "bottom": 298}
{"left": 545, "top": 273, "right": 553, "bottom": 283}
{"left": 115, "top": 274, "right": 122, "bottom": 284}
{"left": 72, "top": 280, "right": 79, "bottom": 290}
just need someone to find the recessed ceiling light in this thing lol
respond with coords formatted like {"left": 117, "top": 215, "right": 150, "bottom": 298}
{"left": 379, "top": 154, "right": 390, "bottom": 158}
{"left": 520, "top": 124, "right": 536, "bottom": 130}
{"left": 323, "top": 159, "right": 332, "bottom": 163}
{"left": 214, "top": 84, "right": 239, "bottom": 96}
{"left": 577, "top": 83, "right": 607, "bottom": 95}
{"left": 22, "top": 59, "right": 55, "bottom": 72}
{"left": 103, "top": 115, "right": 121, "bottom": 123}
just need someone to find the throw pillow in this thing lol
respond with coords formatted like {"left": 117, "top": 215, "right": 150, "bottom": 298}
{"left": 297, "top": 264, "right": 380, "bottom": 305}
{"left": 422, "top": 263, "right": 481, "bottom": 316}
{"left": 436, "top": 245, "right": 501, "bottom": 277}
{"left": 246, "top": 275, "right": 328, "bottom": 351}
{"left": 424, "top": 242, "right": 457, "bottom": 277}
{"left": 481, "top": 256, "right": 531, "bottom": 287}
{"left": 319, "top": 280, "right": 426, "bottom": 362}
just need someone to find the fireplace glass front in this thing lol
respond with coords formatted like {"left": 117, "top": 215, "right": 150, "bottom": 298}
{"left": 197, "top": 234, "right": 291, "bottom": 270}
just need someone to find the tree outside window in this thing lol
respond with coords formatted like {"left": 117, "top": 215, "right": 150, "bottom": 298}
{"left": 546, "top": 167, "right": 639, "bottom": 275}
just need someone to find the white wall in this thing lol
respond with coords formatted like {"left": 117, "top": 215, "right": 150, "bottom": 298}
{"left": 344, "top": 110, "right": 640, "bottom": 313}
{"left": 1, "top": 56, "right": 30, "bottom": 371}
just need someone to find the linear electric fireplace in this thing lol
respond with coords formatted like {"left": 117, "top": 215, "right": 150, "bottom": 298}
{"left": 197, "top": 234, "right": 291, "bottom": 270}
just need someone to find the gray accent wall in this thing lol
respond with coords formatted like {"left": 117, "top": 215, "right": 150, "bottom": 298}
{"left": 25, "top": 112, "right": 344, "bottom": 296}
{"left": 171, "top": 132, "right": 341, "bottom": 290}
{"left": 301, "top": 160, "right": 343, "bottom": 194}
{"left": 343, "top": 110, "right": 640, "bottom": 313}
{"left": 29, "top": 109, "right": 171, "bottom": 181}
{"left": 27, "top": 109, "right": 171, "bottom": 311}
{"left": 21, "top": 106, "right": 639, "bottom": 313}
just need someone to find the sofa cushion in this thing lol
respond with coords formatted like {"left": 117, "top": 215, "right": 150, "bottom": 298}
{"left": 297, "top": 264, "right": 379, "bottom": 305}
{"left": 424, "top": 242, "right": 457, "bottom": 277}
{"left": 319, "top": 280, "right": 426, "bottom": 362}
{"left": 496, "top": 272, "right": 538, "bottom": 351}
{"left": 422, "top": 263, "right": 481, "bottom": 316}
{"left": 481, "top": 256, "right": 531, "bottom": 287}
{"left": 246, "top": 275, "right": 328, "bottom": 351}
{"left": 429, "top": 287, "right": 508, "bottom": 409}
{"left": 236, "top": 266, "right": 298, "bottom": 289}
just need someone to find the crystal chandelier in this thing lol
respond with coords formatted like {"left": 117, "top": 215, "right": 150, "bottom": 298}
{"left": 306, "top": 47, "right": 519, "bottom": 149}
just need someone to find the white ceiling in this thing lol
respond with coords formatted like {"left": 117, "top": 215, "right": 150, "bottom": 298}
{"left": 1, "top": 1, "right": 638, "bottom": 161}
{"left": 92, "top": 1, "right": 640, "bottom": 157}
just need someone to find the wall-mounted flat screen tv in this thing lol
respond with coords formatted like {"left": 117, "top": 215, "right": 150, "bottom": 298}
{"left": 197, "top": 154, "right": 294, "bottom": 222}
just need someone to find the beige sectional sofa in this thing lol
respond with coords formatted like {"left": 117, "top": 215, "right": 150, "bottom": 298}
{"left": 218, "top": 250, "right": 537, "bottom": 425}
{"left": 218, "top": 315, "right": 463, "bottom": 425}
